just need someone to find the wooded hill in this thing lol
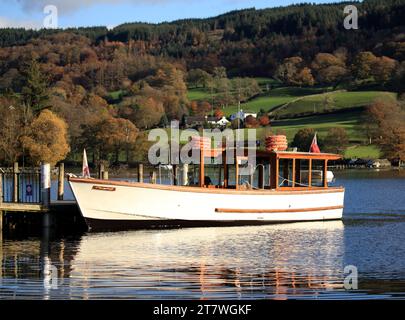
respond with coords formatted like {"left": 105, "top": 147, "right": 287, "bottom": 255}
{"left": 1, "top": 0, "right": 404, "bottom": 77}
{"left": 0, "top": 0, "right": 404, "bottom": 165}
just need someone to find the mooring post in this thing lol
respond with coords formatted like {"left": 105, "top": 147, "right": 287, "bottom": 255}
{"left": 182, "top": 163, "right": 189, "bottom": 186}
{"left": 151, "top": 171, "right": 157, "bottom": 184}
{"left": 138, "top": 164, "right": 143, "bottom": 183}
{"left": 98, "top": 164, "right": 104, "bottom": 179}
{"left": 13, "top": 162, "right": 19, "bottom": 203}
{"left": 41, "top": 163, "right": 51, "bottom": 228}
{"left": 57, "top": 163, "right": 64, "bottom": 201}
{"left": 102, "top": 171, "right": 109, "bottom": 180}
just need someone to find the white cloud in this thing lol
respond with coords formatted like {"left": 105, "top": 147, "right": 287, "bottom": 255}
{"left": 9, "top": 0, "right": 173, "bottom": 15}
{"left": 0, "top": 16, "right": 41, "bottom": 29}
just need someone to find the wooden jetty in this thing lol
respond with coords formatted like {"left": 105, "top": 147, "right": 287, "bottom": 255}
{"left": 0, "top": 161, "right": 184, "bottom": 234}
{"left": 0, "top": 162, "right": 83, "bottom": 234}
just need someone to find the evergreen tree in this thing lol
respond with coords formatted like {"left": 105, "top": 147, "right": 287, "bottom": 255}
{"left": 21, "top": 58, "right": 49, "bottom": 115}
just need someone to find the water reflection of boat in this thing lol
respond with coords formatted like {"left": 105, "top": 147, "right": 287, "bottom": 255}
{"left": 0, "top": 221, "right": 345, "bottom": 299}
{"left": 68, "top": 221, "right": 345, "bottom": 299}
{"left": 69, "top": 149, "right": 345, "bottom": 231}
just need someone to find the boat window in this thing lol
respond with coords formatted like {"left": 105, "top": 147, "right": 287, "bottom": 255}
{"left": 298, "top": 159, "right": 310, "bottom": 187}
{"left": 278, "top": 159, "right": 294, "bottom": 187}
{"left": 311, "top": 160, "right": 325, "bottom": 187}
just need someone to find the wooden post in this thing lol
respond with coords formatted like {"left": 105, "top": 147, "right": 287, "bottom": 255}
{"left": 0, "top": 174, "right": 2, "bottom": 233}
{"left": 151, "top": 171, "right": 157, "bottom": 184}
{"left": 199, "top": 146, "right": 205, "bottom": 187}
{"left": 323, "top": 159, "right": 328, "bottom": 188}
{"left": 269, "top": 154, "right": 278, "bottom": 189}
{"left": 292, "top": 159, "right": 296, "bottom": 188}
{"left": 173, "top": 165, "right": 178, "bottom": 186}
{"left": 249, "top": 165, "right": 251, "bottom": 187}
{"left": 0, "top": 173, "right": 3, "bottom": 205}
{"left": 13, "top": 162, "right": 19, "bottom": 203}
{"left": 308, "top": 159, "right": 312, "bottom": 187}
{"left": 182, "top": 163, "right": 189, "bottom": 186}
{"left": 98, "top": 164, "right": 104, "bottom": 179}
{"left": 235, "top": 157, "right": 239, "bottom": 189}
{"left": 41, "top": 163, "right": 51, "bottom": 228}
{"left": 58, "top": 163, "right": 64, "bottom": 201}
{"left": 138, "top": 164, "right": 143, "bottom": 183}
{"left": 102, "top": 171, "right": 109, "bottom": 180}
{"left": 223, "top": 151, "right": 228, "bottom": 188}
{"left": 258, "top": 164, "right": 264, "bottom": 189}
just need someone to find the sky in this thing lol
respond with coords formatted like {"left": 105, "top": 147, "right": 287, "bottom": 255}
{"left": 0, "top": 0, "right": 345, "bottom": 29}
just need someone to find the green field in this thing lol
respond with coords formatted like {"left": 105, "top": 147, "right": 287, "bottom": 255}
{"left": 240, "top": 110, "right": 365, "bottom": 142}
{"left": 170, "top": 82, "right": 396, "bottom": 159}
{"left": 344, "top": 145, "right": 381, "bottom": 159}
{"left": 222, "top": 87, "right": 328, "bottom": 116}
{"left": 187, "top": 88, "right": 213, "bottom": 101}
{"left": 273, "top": 91, "right": 397, "bottom": 118}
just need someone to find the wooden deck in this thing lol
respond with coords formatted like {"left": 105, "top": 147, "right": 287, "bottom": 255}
{"left": 0, "top": 200, "right": 77, "bottom": 213}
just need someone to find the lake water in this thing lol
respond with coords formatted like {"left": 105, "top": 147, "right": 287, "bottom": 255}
{"left": 1, "top": 169, "right": 405, "bottom": 300}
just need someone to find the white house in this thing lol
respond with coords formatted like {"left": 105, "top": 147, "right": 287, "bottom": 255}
{"left": 207, "top": 116, "right": 230, "bottom": 127}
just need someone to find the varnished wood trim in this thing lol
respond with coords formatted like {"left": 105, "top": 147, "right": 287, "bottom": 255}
{"left": 215, "top": 205, "right": 344, "bottom": 214}
{"left": 92, "top": 186, "right": 116, "bottom": 191}
{"left": 69, "top": 177, "right": 344, "bottom": 195}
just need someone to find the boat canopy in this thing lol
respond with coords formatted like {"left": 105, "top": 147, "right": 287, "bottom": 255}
{"left": 198, "top": 147, "right": 341, "bottom": 191}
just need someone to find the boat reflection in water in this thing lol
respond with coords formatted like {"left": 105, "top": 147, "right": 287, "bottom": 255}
{"left": 1, "top": 221, "right": 357, "bottom": 299}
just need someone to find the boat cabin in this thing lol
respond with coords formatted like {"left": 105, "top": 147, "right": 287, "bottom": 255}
{"left": 196, "top": 148, "right": 341, "bottom": 191}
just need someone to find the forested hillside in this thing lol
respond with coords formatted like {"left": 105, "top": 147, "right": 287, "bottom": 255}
{"left": 0, "top": 0, "right": 404, "bottom": 166}
{"left": 1, "top": 0, "right": 404, "bottom": 77}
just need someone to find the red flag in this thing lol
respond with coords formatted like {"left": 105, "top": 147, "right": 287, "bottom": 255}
{"left": 309, "top": 133, "right": 321, "bottom": 153}
{"left": 82, "top": 149, "right": 91, "bottom": 178}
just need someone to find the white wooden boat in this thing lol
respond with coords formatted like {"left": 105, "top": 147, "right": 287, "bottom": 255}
{"left": 68, "top": 150, "right": 344, "bottom": 231}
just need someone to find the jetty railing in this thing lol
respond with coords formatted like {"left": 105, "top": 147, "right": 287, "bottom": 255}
{"left": 0, "top": 169, "right": 42, "bottom": 204}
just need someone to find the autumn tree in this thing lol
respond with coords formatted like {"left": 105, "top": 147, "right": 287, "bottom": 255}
{"left": 323, "top": 128, "right": 349, "bottom": 154}
{"left": 394, "top": 61, "right": 405, "bottom": 96}
{"left": 276, "top": 57, "right": 315, "bottom": 87}
{"left": 0, "top": 97, "right": 24, "bottom": 164}
{"left": 258, "top": 114, "right": 270, "bottom": 127}
{"left": 187, "top": 69, "right": 212, "bottom": 88}
{"left": 214, "top": 108, "right": 224, "bottom": 119}
{"left": 367, "top": 99, "right": 405, "bottom": 164}
{"left": 244, "top": 115, "right": 259, "bottom": 128}
{"left": 372, "top": 56, "right": 397, "bottom": 84}
{"left": 295, "top": 67, "right": 315, "bottom": 87}
{"left": 291, "top": 128, "right": 322, "bottom": 152}
{"left": 21, "top": 110, "right": 70, "bottom": 165}
{"left": 96, "top": 117, "right": 139, "bottom": 163}
{"left": 311, "top": 53, "right": 348, "bottom": 87}
{"left": 275, "top": 57, "right": 299, "bottom": 85}
{"left": 119, "top": 96, "right": 164, "bottom": 129}
{"left": 352, "top": 51, "right": 376, "bottom": 80}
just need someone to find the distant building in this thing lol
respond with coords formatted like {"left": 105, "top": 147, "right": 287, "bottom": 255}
{"left": 184, "top": 115, "right": 231, "bottom": 129}
{"left": 230, "top": 109, "right": 257, "bottom": 121}
{"left": 184, "top": 116, "right": 206, "bottom": 128}
{"left": 207, "top": 116, "right": 230, "bottom": 127}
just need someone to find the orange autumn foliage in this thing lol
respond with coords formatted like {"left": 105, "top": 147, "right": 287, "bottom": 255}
{"left": 21, "top": 110, "right": 70, "bottom": 165}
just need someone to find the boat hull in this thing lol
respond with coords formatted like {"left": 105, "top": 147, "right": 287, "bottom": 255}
{"left": 68, "top": 178, "right": 345, "bottom": 231}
